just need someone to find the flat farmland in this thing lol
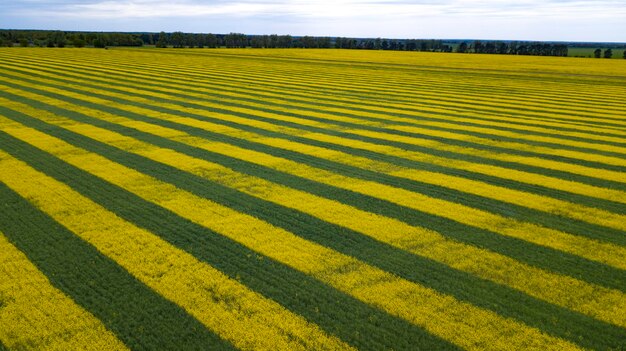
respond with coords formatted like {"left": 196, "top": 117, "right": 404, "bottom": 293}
{"left": 0, "top": 48, "right": 625, "bottom": 350}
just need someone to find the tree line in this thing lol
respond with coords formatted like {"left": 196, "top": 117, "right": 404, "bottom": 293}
{"left": 153, "top": 33, "right": 452, "bottom": 51}
{"left": 3, "top": 30, "right": 626, "bottom": 59}
{"left": 593, "top": 48, "right": 619, "bottom": 59}
{"left": 156, "top": 32, "right": 326, "bottom": 48}
{"left": 456, "top": 41, "right": 568, "bottom": 56}
{"left": 0, "top": 30, "right": 142, "bottom": 48}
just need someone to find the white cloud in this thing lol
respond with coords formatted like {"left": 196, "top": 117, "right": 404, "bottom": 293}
{"left": 7, "top": 0, "right": 626, "bottom": 19}
{"left": 2, "top": 0, "right": 626, "bottom": 41}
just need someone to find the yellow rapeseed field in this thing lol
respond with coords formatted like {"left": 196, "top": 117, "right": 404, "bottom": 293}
{"left": 0, "top": 47, "right": 624, "bottom": 350}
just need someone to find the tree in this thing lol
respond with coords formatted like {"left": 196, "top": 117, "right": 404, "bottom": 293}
{"left": 50, "top": 31, "right": 66, "bottom": 47}
{"left": 604, "top": 48, "right": 613, "bottom": 59}
{"left": 278, "top": 35, "right": 292, "bottom": 48}
{"left": 206, "top": 33, "right": 218, "bottom": 48}
{"left": 594, "top": 48, "right": 602, "bottom": 58}
{"left": 92, "top": 38, "right": 106, "bottom": 48}
{"left": 318, "top": 37, "right": 331, "bottom": 48}
{"left": 334, "top": 37, "right": 343, "bottom": 49}
{"left": 301, "top": 36, "right": 316, "bottom": 48}
{"left": 374, "top": 38, "right": 382, "bottom": 50}
{"left": 405, "top": 40, "right": 416, "bottom": 51}
{"left": 224, "top": 33, "right": 246, "bottom": 48}
{"left": 72, "top": 38, "right": 85, "bottom": 47}
{"left": 472, "top": 41, "right": 484, "bottom": 53}
{"left": 496, "top": 42, "right": 508, "bottom": 54}
{"left": 336, "top": 37, "right": 356, "bottom": 49}
{"left": 170, "top": 31, "right": 184, "bottom": 48}
{"left": 19, "top": 38, "right": 28, "bottom": 47}
{"left": 270, "top": 34, "right": 279, "bottom": 48}
{"left": 194, "top": 34, "right": 204, "bottom": 48}
{"left": 623, "top": 50, "right": 626, "bottom": 59}
{"left": 456, "top": 42, "right": 468, "bottom": 53}
{"left": 156, "top": 31, "right": 168, "bottom": 48}
{"left": 484, "top": 42, "right": 496, "bottom": 54}
{"left": 250, "top": 36, "right": 264, "bottom": 48}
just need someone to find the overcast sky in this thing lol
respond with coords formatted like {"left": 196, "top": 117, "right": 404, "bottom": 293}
{"left": 2, "top": 0, "right": 625, "bottom": 42}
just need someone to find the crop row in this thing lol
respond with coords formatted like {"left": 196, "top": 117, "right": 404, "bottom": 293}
{"left": 0, "top": 48, "right": 624, "bottom": 350}
{"left": 5, "top": 98, "right": 625, "bottom": 328}
{"left": 2, "top": 50, "right": 625, "bottom": 133}
{"left": 0, "top": 115, "right": 588, "bottom": 351}
{"left": 4, "top": 50, "right": 626, "bottom": 137}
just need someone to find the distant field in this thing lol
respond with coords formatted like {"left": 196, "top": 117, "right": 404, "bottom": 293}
{"left": 0, "top": 48, "right": 625, "bottom": 350}
{"left": 568, "top": 47, "right": 626, "bottom": 58}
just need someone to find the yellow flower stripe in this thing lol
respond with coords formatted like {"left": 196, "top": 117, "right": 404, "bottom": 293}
{"left": 0, "top": 116, "right": 583, "bottom": 351}
{"left": 144, "top": 48, "right": 626, "bottom": 103}
{"left": 2, "top": 50, "right": 625, "bottom": 143}
{"left": 0, "top": 153, "right": 353, "bottom": 351}
{"left": 117, "top": 76, "right": 626, "bottom": 156}
{"left": 2, "top": 56, "right": 625, "bottom": 155}
{"left": 1, "top": 64, "right": 625, "bottom": 171}
{"left": 3, "top": 86, "right": 626, "bottom": 268}
{"left": 7, "top": 48, "right": 625, "bottom": 128}
{"left": 349, "top": 128, "right": 626, "bottom": 176}
{"left": 0, "top": 233, "right": 129, "bottom": 351}
{"left": 6, "top": 51, "right": 626, "bottom": 174}
{"left": 2, "top": 68, "right": 625, "bottom": 207}
{"left": 3, "top": 66, "right": 625, "bottom": 191}
{"left": 40, "top": 49, "right": 626, "bottom": 124}
{"left": 129, "top": 99, "right": 626, "bottom": 204}
{"left": 16, "top": 104, "right": 626, "bottom": 330}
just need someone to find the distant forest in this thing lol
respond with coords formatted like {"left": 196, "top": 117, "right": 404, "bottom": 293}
{"left": 1, "top": 29, "right": 625, "bottom": 58}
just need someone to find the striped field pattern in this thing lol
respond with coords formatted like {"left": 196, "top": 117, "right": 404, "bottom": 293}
{"left": 0, "top": 47, "right": 625, "bottom": 350}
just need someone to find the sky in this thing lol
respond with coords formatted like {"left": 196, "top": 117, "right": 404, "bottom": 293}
{"left": 1, "top": 0, "right": 626, "bottom": 42}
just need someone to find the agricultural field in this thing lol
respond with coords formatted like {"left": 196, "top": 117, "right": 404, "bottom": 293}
{"left": 0, "top": 47, "right": 625, "bottom": 350}
{"left": 568, "top": 47, "right": 626, "bottom": 59}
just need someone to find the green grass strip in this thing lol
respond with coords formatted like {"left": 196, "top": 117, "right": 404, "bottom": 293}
{"left": 0, "top": 173, "right": 234, "bottom": 351}
{"left": 3, "top": 57, "right": 625, "bottom": 153}
{"left": 0, "top": 84, "right": 623, "bottom": 247}
{"left": 8, "top": 64, "right": 618, "bottom": 212}
{"left": 65, "top": 49, "right": 626, "bottom": 124}
{"left": 6, "top": 52, "right": 625, "bottom": 141}
{"left": 20, "top": 48, "right": 626, "bottom": 130}
{"left": 0, "top": 127, "right": 455, "bottom": 351}
{"left": 1, "top": 66, "right": 623, "bottom": 173}
{"left": 2, "top": 92, "right": 624, "bottom": 288}
{"left": 3, "top": 108, "right": 625, "bottom": 350}
{"left": 2, "top": 70, "right": 622, "bottom": 195}
{"left": 121, "top": 49, "right": 626, "bottom": 101}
